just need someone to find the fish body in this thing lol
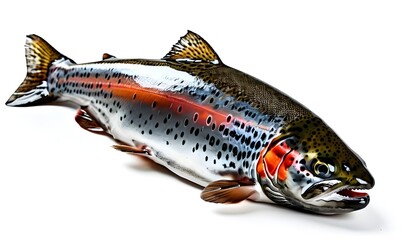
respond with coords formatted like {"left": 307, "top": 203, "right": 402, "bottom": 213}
{"left": 6, "top": 31, "right": 374, "bottom": 214}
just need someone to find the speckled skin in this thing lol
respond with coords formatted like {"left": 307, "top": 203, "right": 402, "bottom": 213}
{"left": 6, "top": 32, "right": 375, "bottom": 214}
{"left": 47, "top": 58, "right": 295, "bottom": 186}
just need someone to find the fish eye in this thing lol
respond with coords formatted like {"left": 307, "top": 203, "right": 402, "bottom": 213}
{"left": 314, "top": 161, "right": 331, "bottom": 177}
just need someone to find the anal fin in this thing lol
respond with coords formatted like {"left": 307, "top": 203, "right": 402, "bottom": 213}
{"left": 201, "top": 178, "right": 258, "bottom": 204}
{"left": 75, "top": 108, "right": 110, "bottom": 137}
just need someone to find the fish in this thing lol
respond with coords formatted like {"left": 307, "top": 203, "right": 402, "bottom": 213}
{"left": 6, "top": 31, "right": 374, "bottom": 214}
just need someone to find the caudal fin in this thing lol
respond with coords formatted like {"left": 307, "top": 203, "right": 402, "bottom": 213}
{"left": 6, "top": 35, "right": 74, "bottom": 106}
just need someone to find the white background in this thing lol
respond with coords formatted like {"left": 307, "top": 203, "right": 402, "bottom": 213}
{"left": 1, "top": 1, "right": 419, "bottom": 239}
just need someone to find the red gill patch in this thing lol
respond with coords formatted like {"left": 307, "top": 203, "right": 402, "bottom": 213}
{"left": 257, "top": 140, "right": 300, "bottom": 182}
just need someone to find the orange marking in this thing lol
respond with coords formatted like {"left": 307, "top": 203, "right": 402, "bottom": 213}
{"left": 60, "top": 75, "right": 272, "bottom": 132}
{"left": 257, "top": 140, "right": 301, "bottom": 182}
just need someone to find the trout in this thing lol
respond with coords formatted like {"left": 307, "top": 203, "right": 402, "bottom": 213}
{"left": 6, "top": 31, "right": 374, "bottom": 214}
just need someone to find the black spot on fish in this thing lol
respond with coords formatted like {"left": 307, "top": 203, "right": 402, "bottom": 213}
{"left": 209, "top": 136, "right": 215, "bottom": 146}
{"left": 261, "top": 133, "right": 267, "bottom": 141}
{"left": 232, "top": 147, "right": 238, "bottom": 156}
{"left": 223, "top": 128, "right": 229, "bottom": 136}
{"left": 222, "top": 143, "right": 227, "bottom": 151}
{"left": 256, "top": 141, "right": 261, "bottom": 149}
{"left": 234, "top": 120, "right": 240, "bottom": 127}
{"left": 206, "top": 116, "right": 212, "bottom": 125}
{"left": 226, "top": 115, "right": 232, "bottom": 122}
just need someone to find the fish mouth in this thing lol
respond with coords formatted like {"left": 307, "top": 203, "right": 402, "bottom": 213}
{"left": 300, "top": 179, "right": 373, "bottom": 213}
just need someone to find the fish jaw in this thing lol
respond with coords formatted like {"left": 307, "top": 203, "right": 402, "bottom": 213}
{"left": 293, "top": 177, "right": 373, "bottom": 214}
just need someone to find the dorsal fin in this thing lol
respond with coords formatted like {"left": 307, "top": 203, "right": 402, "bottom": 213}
{"left": 163, "top": 31, "right": 222, "bottom": 64}
{"left": 102, "top": 53, "right": 116, "bottom": 60}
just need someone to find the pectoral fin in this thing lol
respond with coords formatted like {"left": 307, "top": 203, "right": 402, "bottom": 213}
{"left": 75, "top": 108, "right": 110, "bottom": 137}
{"left": 201, "top": 179, "right": 258, "bottom": 204}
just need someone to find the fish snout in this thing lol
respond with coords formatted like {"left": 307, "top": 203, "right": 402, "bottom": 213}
{"left": 352, "top": 167, "right": 375, "bottom": 190}
{"left": 358, "top": 169, "right": 375, "bottom": 189}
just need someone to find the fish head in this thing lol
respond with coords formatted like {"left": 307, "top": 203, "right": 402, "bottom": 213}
{"left": 257, "top": 116, "right": 374, "bottom": 214}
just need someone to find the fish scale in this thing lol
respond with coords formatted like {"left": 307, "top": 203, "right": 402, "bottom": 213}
{"left": 6, "top": 31, "right": 374, "bottom": 214}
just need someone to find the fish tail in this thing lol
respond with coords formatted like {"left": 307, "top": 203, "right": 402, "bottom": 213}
{"left": 6, "top": 34, "right": 74, "bottom": 106}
